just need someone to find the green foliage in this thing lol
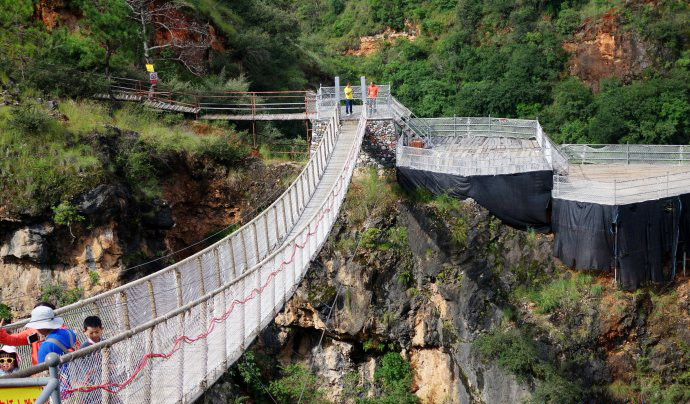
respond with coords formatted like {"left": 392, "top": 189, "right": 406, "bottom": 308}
{"left": 397, "top": 270, "right": 413, "bottom": 287}
{"left": 358, "top": 352, "right": 419, "bottom": 404}
{"left": 526, "top": 273, "right": 595, "bottom": 314}
{"left": 0, "top": 304, "right": 12, "bottom": 323}
{"left": 344, "top": 169, "right": 397, "bottom": 224}
{"left": 52, "top": 201, "right": 85, "bottom": 237}
{"left": 268, "top": 364, "right": 327, "bottom": 403}
{"left": 474, "top": 329, "right": 538, "bottom": 380}
{"left": 360, "top": 228, "right": 382, "bottom": 250}
{"left": 8, "top": 103, "right": 56, "bottom": 135}
{"left": 475, "top": 328, "right": 584, "bottom": 402}
{"left": 88, "top": 271, "right": 101, "bottom": 286}
{"left": 0, "top": 106, "right": 103, "bottom": 215}
{"left": 40, "top": 281, "right": 84, "bottom": 307}
{"left": 431, "top": 194, "right": 460, "bottom": 216}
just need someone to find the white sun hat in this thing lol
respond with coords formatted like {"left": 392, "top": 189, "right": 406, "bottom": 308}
{"left": 0, "top": 345, "right": 16, "bottom": 354}
{"left": 25, "top": 306, "right": 64, "bottom": 330}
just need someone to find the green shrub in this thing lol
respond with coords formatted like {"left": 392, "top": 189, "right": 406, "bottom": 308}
{"left": 431, "top": 194, "right": 460, "bottom": 216}
{"left": 40, "top": 281, "right": 84, "bottom": 307}
{"left": 449, "top": 217, "right": 468, "bottom": 247}
{"left": 0, "top": 304, "right": 12, "bottom": 323}
{"left": 358, "top": 352, "right": 419, "bottom": 404}
{"left": 200, "top": 134, "right": 248, "bottom": 167}
{"left": 52, "top": 201, "right": 85, "bottom": 238}
{"left": 8, "top": 103, "right": 55, "bottom": 135}
{"left": 88, "top": 271, "right": 100, "bottom": 286}
{"left": 268, "top": 364, "right": 327, "bottom": 403}
{"left": 528, "top": 273, "right": 594, "bottom": 314}
{"left": 360, "top": 227, "right": 382, "bottom": 250}
{"left": 474, "top": 329, "right": 538, "bottom": 380}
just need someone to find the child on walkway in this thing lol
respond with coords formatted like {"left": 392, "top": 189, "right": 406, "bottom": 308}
{"left": 81, "top": 316, "right": 103, "bottom": 349}
{"left": 0, "top": 346, "right": 18, "bottom": 376}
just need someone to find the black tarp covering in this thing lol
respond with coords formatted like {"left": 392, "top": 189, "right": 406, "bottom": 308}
{"left": 552, "top": 196, "right": 688, "bottom": 290}
{"left": 396, "top": 166, "right": 553, "bottom": 231}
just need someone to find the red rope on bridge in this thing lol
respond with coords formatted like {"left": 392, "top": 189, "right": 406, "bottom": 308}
{"left": 64, "top": 152, "right": 354, "bottom": 396}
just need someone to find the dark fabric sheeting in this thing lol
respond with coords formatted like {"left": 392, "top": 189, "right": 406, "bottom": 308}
{"left": 680, "top": 195, "right": 690, "bottom": 257}
{"left": 396, "top": 167, "right": 552, "bottom": 231}
{"left": 553, "top": 197, "right": 684, "bottom": 290}
{"left": 551, "top": 199, "right": 615, "bottom": 270}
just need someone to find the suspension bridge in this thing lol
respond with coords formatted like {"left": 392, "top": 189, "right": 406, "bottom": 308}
{"left": 3, "top": 76, "right": 690, "bottom": 403}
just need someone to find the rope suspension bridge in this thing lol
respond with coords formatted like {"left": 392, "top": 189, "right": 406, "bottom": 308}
{"left": 3, "top": 76, "right": 690, "bottom": 403}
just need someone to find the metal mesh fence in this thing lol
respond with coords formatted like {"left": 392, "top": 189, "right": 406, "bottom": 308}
{"left": 397, "top": 145, "right": 552, "bottom": 176}
{"left": 410, "top": 117, "right": 538, "bottom": 138}
{"left": 553, "top": 168, "right": 690, "bottom": 205}
{"left": 561, "top": 144, "right": 690, "bottom": 165}
{"left": 2, "top": 108, "right": 368, "bottom": 404}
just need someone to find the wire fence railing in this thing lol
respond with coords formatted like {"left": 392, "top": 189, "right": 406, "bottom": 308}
{"left": 560, "top": 144, "right": 690, "bottom": 165}
{"left": 396, "top": 144, "right": 552, "bottom": 176}
{"left": 553, "top": 168, "right": 690, "bottom": 205}
{"left": 2, "top": 106, "right": 367, "bottom": 404}
{"left": 101, "top": 77, "right": 317, "bottom": 119}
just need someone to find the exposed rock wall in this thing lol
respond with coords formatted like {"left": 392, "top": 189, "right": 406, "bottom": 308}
{"left": 202, "top": 169, "right": 689, "bottom": 403}
{"left": 0, "top": 138, "right": 299, "bottom": 317}
{"left": 563, "top": 11, "right": 652, "bottom": 91}
{"left": 358, "top": 121, "right": 397, "bottom": 169}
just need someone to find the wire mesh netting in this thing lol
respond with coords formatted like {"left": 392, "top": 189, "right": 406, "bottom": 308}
{"left": 3, "top": 109, "right": 368, "bottom": 404}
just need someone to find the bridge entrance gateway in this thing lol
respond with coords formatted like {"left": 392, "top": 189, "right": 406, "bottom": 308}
{"left": 4, "top": 75, "right": 689, "bottom": 401}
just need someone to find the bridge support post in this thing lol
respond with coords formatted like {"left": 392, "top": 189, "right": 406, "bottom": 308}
{"left": 360, "top": 76, "right": 367, "bottom": 118}
{"left": 174, "top": 269, "right": 185, "bottom": 403}
{"left": 196, "top": 257, "right": 209, "bottom": 389}
{"left": 100, "top": 347, "right": 110, "bottom": 404}
{"left": 335, "top": 76, "right": 340, "bottom": 118}
{"left": 215, "top": 248, "right": 228, "bottom": 372}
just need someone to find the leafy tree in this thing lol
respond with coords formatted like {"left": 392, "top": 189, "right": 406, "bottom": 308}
{"left": 53, "top": 201, "right": 85, "bottom": 239}
{"left": 76, "top": 0, "right": 136, "bottom": 75}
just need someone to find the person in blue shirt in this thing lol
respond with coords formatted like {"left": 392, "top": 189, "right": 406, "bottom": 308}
{"left": 25, "top": 305, "right": 77, "bottom": 364}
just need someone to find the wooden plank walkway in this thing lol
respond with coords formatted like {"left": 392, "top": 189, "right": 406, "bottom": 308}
{"left": 287, "top": 120, "right": 359, "bottom": 240}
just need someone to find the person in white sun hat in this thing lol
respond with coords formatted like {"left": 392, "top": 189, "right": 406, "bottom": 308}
{"left": 25, "top": 305, "right": 77, "bottom": 365}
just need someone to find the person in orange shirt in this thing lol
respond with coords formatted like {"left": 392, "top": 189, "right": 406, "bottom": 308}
{"left": 0, "top": 302, "right": 78, "bottom": 365}
{"left": 367, "top": 82, "right": 379, "bottom": 115}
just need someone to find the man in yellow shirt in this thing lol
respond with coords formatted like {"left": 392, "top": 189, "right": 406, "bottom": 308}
{"left": 344, "top": 82, "right": 354, "bottom": 115}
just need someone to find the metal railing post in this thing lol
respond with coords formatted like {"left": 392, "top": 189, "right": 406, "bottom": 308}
{"left": 360, "top": 76, "right": 367, "bottom": 118}
{"left": 252, "top": 222, "right": 260, "bottom": 261}
{"left": 46, "top": 353, "right": 62, "bottom": 404}
{"left": 335, "top": 76, "right": 340, "bottom": 117}
{"left": 100, "top": 347, "right": 111, "bottom": 404}
{"left": 174, "top": 269, "right": 185, "bottom": 403}
{"left": 196, "top": 257, "right": 209, "bottom": 388}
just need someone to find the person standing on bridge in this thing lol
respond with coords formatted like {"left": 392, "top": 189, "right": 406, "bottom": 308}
{"left": 25, "top": 305, "right": 78, "bottom": 365}
{"left": 367, "top": 82, "right": 379, "bottom": 115}
{"left": 0, "top": 301, "right": 79, "bottom": 365}
{"left": 344, "top": 82, "right": 354, "bottom": 115}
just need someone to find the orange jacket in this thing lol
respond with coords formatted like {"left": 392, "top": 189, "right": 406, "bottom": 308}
{"left": 0, "top": 326, "right": 80, "bottom": 365}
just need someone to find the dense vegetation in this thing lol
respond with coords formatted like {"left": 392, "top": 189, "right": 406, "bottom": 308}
{"left": 2, "top": 0, "right": 689, "bottom": 145}
{"left": 299, "top": 0, "right": 690, "bottom": 144}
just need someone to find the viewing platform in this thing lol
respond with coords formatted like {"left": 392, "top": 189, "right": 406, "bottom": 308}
{"left": 553, "top": 144, "right": 690, "bottom": 205}
{"left": 397, "top": 117, "right": 568, "bottom": 176}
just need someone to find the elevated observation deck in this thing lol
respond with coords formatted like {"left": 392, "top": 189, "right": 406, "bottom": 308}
{"left": 397, "top": 117, "right": 568, "bottom": 177}
{"left": 553, "top": 144, "right": 690, "bottom": 205}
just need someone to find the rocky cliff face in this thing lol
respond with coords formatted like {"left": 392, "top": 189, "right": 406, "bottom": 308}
{"left": 202, "top": 169, "right": 689, "bottom": 404}
{"left": 0, "top": 130, "right": 300, "bottom": 318}
{"left": 563, "top": 11, "right": 652, "bottom": 92}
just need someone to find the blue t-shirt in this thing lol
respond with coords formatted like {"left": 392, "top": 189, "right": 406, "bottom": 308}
{"left": 37, "top": 328, "right": 77, "bottom": 364}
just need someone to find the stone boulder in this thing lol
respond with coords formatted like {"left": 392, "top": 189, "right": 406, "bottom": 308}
{"left": 0, "top": 223, "right": 54, "bottom": 263}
